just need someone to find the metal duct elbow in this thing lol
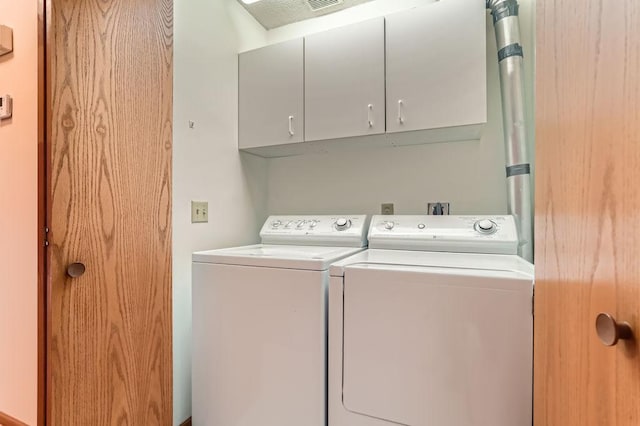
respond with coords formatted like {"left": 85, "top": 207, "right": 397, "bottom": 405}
{"left": 487, "top": 0, "right": 533, "bottom": 263}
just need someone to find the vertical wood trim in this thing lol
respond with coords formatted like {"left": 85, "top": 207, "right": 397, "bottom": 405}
{"left": 37, "top": 0, "right": 47, "bottom": 424}
{"left": 44, "top": 0, "right": 53, "bottom": 421}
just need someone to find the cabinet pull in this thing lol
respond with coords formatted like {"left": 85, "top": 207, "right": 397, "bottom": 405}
{"left": 288, "top": 115, "right": 295, "bottom": 136}
{"left": 368, "top": 104, "right": 374, "bottom": 128}
{"left": 398, "top": 100, "right": 405, "bottom": 124}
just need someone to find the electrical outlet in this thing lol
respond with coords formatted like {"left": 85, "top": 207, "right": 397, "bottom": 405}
{"left": 427, "top": 202, "right": 450, "bottom": 215}
{"left": 381, "top": 203, "right": 395, "bottom": 215}
{"left": 191, "top": 201, "right": 208, "bottom": 223}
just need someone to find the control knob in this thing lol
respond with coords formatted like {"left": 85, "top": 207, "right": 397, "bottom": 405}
{"left": 384, "top": 221, "right": 395, "bottom": 230}
{"left": 271, "top": 220, "right": 282, "bottom": 229}
{"left": 475, "top": 219, "right": 497, "bottom": 234}
{"left": 335, "top": 218, "right": 351, "bottom": 231}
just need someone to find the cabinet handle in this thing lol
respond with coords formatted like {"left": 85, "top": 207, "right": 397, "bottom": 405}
{"left": 288, "top": 115, "right": 295, "bottom": 137}
{"left": 398, "top": 100, "right": 405, "bottom": 124}
{"left": 368, "top": 104, "right": 374, "bottom": 128}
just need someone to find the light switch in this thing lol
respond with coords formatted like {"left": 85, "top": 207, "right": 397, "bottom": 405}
{"left": 191, "top": 201, "right": 208, "bottom": 223}
{"left": 0, "top": 25, "right": 13, "bottom": 56}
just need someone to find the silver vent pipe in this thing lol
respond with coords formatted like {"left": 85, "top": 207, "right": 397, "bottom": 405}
{"left": 487, "top": 0, "right": 533, "bottom": 262}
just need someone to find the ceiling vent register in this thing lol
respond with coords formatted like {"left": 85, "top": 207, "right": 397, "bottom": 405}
{"left": 307, "top": 0, "right": 343, "bottom": 12}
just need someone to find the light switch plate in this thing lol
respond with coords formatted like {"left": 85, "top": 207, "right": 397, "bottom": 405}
{"left": 0, "top": 95, "right": 12, "bottom": 120}
{"left": 0, "top": 25, "right": 13, "bottom": 56}
{"left": 191, "top": 201, "right": 208, "bottom": 223}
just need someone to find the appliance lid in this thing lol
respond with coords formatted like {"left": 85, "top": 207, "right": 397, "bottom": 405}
{"left": 193, "top": 244, "right": 365, "bottom": 271}
{"left": 330, "top": 249, "right": 534, "bottom": 278}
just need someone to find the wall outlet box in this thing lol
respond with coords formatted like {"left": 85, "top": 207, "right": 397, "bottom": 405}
{"left": 191, "top": 201, "right": 208, "bottom": 223}
{"left": 427, "top": 202, "right": 450, "bottom": 215}
{"left": 0, "top": 95, "right": 12, "bottom": 120}
{"left": 381, "top": 203, "right": 395, "bottom": 215}
{"left": 0, "top": 25, "right": 13, "bottom": 56}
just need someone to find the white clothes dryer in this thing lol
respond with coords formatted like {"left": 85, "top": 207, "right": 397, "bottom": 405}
{"left": 192, "top": 215, "right": 369, "bottom": 426}
{"left": 329, "top": 215, "right": 534, "bottom": 426}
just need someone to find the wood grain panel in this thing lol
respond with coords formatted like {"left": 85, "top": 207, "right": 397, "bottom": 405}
{"left": 46, "top": 0, "right": 173, "bottom": 424}
{"left": 534, "top": 0, "right": 640, "bottom": 425}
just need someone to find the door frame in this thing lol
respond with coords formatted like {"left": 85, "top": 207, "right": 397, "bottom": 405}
{"left": 37, "top": 0, "right": 47, "bottom": 425}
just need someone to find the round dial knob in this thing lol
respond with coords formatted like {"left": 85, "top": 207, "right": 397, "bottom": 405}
{"left": 296, "top": 220, "right": 306, "bottom": 229}
{"left": 309, "top": 220, "right": 318, "bottom": 228}
{"left": 271, "top": 220, "right": 282, "bottom": 228}
{"left": 385, "top": 221, "right": 395, "bottom": 230}
{"left": 418, "top": 223, "right": 426, "bottom": 230}
{"left": 475, "top": 219, "right": 497, "bottom": 234}
{"left": 335, "top": 218, "right": 351, "bottom": 231}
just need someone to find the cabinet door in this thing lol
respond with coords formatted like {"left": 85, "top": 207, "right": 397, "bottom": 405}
{"left": 386, "top": 0, "right": 486, "bottom": 134}
{"left": 239, "top": 39, "right": 304, "bottom": 148}
{"left": 305, "top": 18, "right": 385, "bottom": 142}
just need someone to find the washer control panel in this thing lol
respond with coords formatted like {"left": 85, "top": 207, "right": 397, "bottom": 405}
{"left": 261, "top": 215, "right": 369, "bottom": 247}
{"left": 368, "top": 215, "right": 519, "bottom": 255}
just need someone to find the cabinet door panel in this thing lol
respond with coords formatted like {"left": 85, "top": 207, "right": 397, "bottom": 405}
{"left": 386, "top": 0, "right": 486, "bottom": 134}
{"left": 239, "top": 39, "right": 304, "bottom": 148}
{"left": 305, "top": 18, "right": 385, "bottom": 142}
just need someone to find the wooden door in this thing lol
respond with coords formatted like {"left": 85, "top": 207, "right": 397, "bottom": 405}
{"left": 239, "top": 39, "right": 304, "bottom": 149}
{"left": 534, "top": 0, "right": 640, "bottom": 425}
{"left": 304, "top": 18, "right": 385, "bottom": 142}
{"left": 46, "top": 0, "right": 173, "bottom": 424}
{"left": 385, "top": 0, "right": 486, "bottom": 134}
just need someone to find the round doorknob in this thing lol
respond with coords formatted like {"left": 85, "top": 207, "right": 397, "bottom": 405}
{"left": 596, "top": 313, "right": 633, "bottom": 346}
{"left": 67, "top": 262, "right": 86, "bottom": 278}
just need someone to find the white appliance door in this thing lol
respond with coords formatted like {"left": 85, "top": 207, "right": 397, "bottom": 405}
{"left": 192, "top": 263, "right": 327, "bottom": 426}
{"left": 342, "top": 264, "right": 533, "bottom": 426}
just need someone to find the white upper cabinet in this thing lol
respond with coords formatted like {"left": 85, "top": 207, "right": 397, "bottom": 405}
{"left": 238, "top": 0, "right": 488, "bottom": 157}
{"left": 304, "top": 18, "right": 385, "bottom": 142}
{"left": 386, "top": 0, "right": 487, "bottom": 135}
{"left": 239, "top": 39, "right": 304, "bottom": 149}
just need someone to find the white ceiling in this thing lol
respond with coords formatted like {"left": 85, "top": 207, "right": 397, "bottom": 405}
{"left": 238, "top": 0, "right": 376, "bottom": 30}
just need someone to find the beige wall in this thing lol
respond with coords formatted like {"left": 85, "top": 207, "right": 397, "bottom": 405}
{"left": 0, "top": 1, "right": 39, "bottom": 425}
{"left": 173, "top": 0, "right": 268, "bottom": 423}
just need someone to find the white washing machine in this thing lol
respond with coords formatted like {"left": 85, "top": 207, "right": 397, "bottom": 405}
{"left": 192, "top": 215, "right": 369, "bottom": 426}
{"left": 329, "top": 215, "right": 534, "bottom": 426}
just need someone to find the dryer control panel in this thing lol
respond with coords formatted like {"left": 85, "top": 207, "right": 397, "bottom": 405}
{"left": 260, "top": 215, "right": 369, "bottom": 248}
{"left": 368, "top": 215, "right": 519, "bottom": 255}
